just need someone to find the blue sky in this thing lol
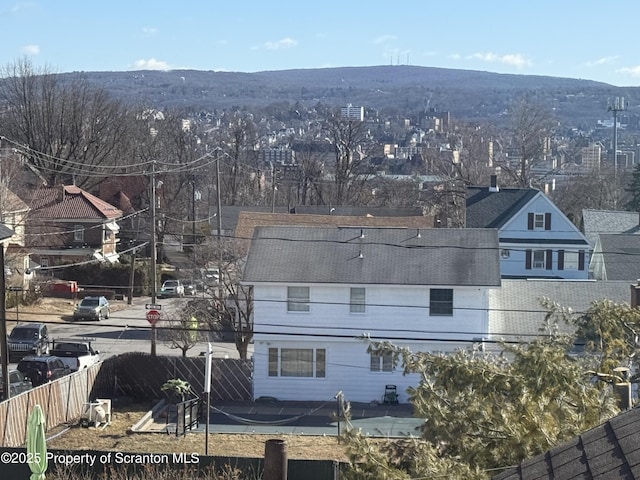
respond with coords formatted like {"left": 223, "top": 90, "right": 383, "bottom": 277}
{"left": 2, "top": 1, "right": 640, "bottom": 86}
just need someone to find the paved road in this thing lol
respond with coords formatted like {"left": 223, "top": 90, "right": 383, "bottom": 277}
{"left": 9, "top": 296, "right": 249, "bottom": 368}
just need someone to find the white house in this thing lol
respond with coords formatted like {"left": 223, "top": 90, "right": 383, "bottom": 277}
{"left": 242, "top": 226, "right": 501, "bottom": 403}
{"left": 466, "top": 177, "right": 590, "bottom": 279}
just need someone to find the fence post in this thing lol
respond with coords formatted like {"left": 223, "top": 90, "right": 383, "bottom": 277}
{"left": 264, "top": 439, "right": 287, "bottom": 480}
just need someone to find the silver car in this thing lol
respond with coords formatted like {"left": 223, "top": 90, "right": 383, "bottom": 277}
{"left": 158, "top": 280, "right": 185, "bottom": 298}
{"left": 73, "top": 296, "right": 110, "bottom": 321}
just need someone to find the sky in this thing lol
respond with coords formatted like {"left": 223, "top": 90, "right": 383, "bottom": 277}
{"left": 2, "top": 1, "right": 640, "bottom": 87}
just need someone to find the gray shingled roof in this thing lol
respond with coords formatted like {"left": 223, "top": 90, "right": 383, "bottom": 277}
{"left": 493, "top": 406, "right": 640, "bottom": 479}
{"left": 242, "top": 226, "right": 501, "bottom": 286}
{"left": 594, "top": 234, "right": 640, "bottom": 281}
{"left": 290, "top": 206, "right": 425, "bottom": 217}
{"left": 466, "top": 186, "right": 539, "bottom": 228}
{"left": 489, "top": 279, "right": 631, "bottom": 341}
{"left": 582, "top": 209, "right": 640, "bottom": 248}
{"left": 0, "top": 223, "right": 14, "bottom": 241}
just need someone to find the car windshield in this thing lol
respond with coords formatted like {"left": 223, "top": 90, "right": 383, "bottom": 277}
{"left": 9, "top": 328, "right": 38, "bottom": 340}
{"left": 163, "top": 281, "right": 178, "bottom": 287}
{"left": 80, "top": 298, "right": 99, "bottom": 307}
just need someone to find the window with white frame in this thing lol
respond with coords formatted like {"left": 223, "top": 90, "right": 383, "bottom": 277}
{"left": 350, "top": 287, "right": 366, "bottom": 313}
{"left": 532, "top": 250, "right": 546, "bottom": 269}
{"left": 429, "top": 288, "right": 453, "bottom": 316}
{"left": 564, "top": 251, "right": 579, "bottom": 270}
{"left": 40, "top": 257, "right": 49, "bottom": 268}
{"left": 74, "top": 225, "right": 84, "bottom": 242}
{"left": 268, "top": 348, "right": 326, "bottom": 377}
{"left": 533, "top": 213, "right": 545, "bottom": 229}
{"left": 370, "top": 352, "right": 393, "bottom": 372}
{"left": 287, "top": 286, "right": 310, "bottom": 312}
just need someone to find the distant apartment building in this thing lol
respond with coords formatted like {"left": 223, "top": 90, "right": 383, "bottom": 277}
{"left": 341, "top": 104, "right": 365, "bottom": 121}
{"left": 581, "top": 143, "right": 602, "bottom": 171}
{"left": 259, "top": 147, "right": 296, "bottom": 165}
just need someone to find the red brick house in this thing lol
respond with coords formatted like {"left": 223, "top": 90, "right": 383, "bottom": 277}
{"left": 26, "top": 185, "right": 123, "bottom": 268}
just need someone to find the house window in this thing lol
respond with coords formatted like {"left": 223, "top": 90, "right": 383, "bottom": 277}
{"left": 370, "top": 352, "right": 393, "bottom": 372}
{"left": 532, "top": 250, "right": 546, "bottom": 269}
{"left": 40, "top": 257, "right": 49, "bottom": 268}
{"left": 268, "top": 348, "right": 326, "bottom": 377}
{"left": 533, "top": 213, "right": 545, "bottom": 229}
{"left": 350, "top": 287, "right": 366, "bottom": 313}
{"left": 528, "top": 212, "right": 551, "bottom": 230}
{"left": 74, "top": 225, "right": 84, "bottom": 242}
{"left": 430, "top": 288, "right": 453, "bottom": 316}
{"left": 558, "top": 250, "right": 585, "bottom": 271}
{"left": 287, "top": 286, "right": 310, "bottom": 312}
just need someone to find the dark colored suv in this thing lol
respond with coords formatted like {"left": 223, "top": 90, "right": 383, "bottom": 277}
{"left": 7, "top": 323, "right": 50, "bottom": 362}
{"left": 17, "top": 355, "right": 73, "bottom": 387}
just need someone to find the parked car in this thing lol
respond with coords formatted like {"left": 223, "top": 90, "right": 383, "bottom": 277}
{"left": 50, "top": 339, "right": 101, "bottom": 371}
{"left": 17, "top": 355, "right": 73, "bottom": 387}
{"left": 8, "top": 323, "right": 50, "bottom": 362}
{"left": 183, "top": 280, "right": 197, "bottom": 296}
{"left": 158, "top": 280, "right": 184, "bottom": 298}
{"left": 0, "top": 369, "right": 32, "bottom": 400}
{"left": 73, "top": 296, "right": 110, "bottom": 321}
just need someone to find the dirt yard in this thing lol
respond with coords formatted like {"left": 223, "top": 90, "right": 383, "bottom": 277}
{"left": 46, "top": 404, "right": 352, "bottom": 462}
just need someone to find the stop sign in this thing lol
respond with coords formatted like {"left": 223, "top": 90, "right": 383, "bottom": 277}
{"left": 146, "top": 309, "right": 161, "bottom": 325}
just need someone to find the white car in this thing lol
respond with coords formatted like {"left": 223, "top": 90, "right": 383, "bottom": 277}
{"left": 158, "top": 280, "right": 185, "bottom": 298}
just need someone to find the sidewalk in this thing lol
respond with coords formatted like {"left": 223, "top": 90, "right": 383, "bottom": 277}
{"left": 143, "top": 399, "right": 424, "bottom": 438}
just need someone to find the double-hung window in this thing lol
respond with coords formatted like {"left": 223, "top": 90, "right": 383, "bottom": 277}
{"left": 429, "top": 288, "right": 453, "bottom": 316}
{"left": 268, "top": 348, "right": 326, "bottom": 377}
{"left": 350, "top": 287, "right": 366, "bottom": 313}
{"left": 287, "top": 286, "right": 310, "bottom": 312}
{"left": 370, "top": 352, "right": 393, "bottom": 372}
{"left": 74, "top": 225, "right": 84, "bottom": 242}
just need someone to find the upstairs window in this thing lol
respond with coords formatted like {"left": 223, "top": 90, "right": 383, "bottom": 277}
{"left": 528, "top": 212, "right": 551, "bottom": 230}
{"left": 74, "top": 225, "right": 84, "bottom": 242}
{"left": 430, "top": 288, "right": 453, "bottom": 316}
{"left": 350, "top": 287, "right": 366, "bottom": 313}
{"left": 287, "top": 286, "right": 310, "bottom": 312}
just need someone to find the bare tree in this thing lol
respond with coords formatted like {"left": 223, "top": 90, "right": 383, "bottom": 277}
{"left": 0, "top": 58, "right": 133, "bottom": 189}
{"left": 161, "top": 305, "right": 201, "bottom": 358}
{"left": 501, "top": 98, "right": 557, "bottom": 188}
{"left": 323, "top": 113, "right": 373, "bottom": 205}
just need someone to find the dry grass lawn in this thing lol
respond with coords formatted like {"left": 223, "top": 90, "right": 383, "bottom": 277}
{"left": 47, "top": 404, "right": 352, "bottom": 462}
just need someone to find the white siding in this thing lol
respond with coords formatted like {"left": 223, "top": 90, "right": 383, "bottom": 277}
{"left": 252, "top": 283, "right": 493, "bottom": 402}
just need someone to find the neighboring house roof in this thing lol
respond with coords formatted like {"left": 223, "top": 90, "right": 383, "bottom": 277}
{"left": 234, "top": 211, "right": 435, "bottom": 255}
{"left": 591, "top": 234, "right": 640, "bottom": 281}
{"left": 290, "top": 206, "right": 426, "bottom": 217}
{"left": 0, "top": 223, "right": 14, "bottom": 241}
{"left": 488, "top": 279, "right": 631, "bottom": 341}
{"left": 28, "top": 185, "right": 122, "bottom": 220}
{"left": 582, "top": 209, "right": 640, "bottom": 248}
{"left": 243, "top": 226, "right": 501, "bottom": 286}
{"left": 493, "top": 406, "right": 640, "bottom": 480}
{"left": 219, "top": 206, "right": 290, "bottom": 232}
{"left": 466, "top": 186, "right": 539, "bottom": 229}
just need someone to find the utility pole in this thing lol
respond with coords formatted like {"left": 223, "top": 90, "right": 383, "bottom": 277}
{"left": 608, "top": 97, "right": 627, "bottom": 180}
{"left": 191, "top": 176, "right": 197, "bottom": 266}
{"left": 215, "top": 153, "right": 223, "bottom": 302}
{"left": 150, "top": 161, "right": 158, "bottom": 356}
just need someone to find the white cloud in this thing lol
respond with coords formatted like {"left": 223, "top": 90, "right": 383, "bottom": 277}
{"left": 469, "top": 52, "right": 531, "bottom": 68}
{"left": 130, "top": 58, "right": 171, "bottom": 71}
{"left": 141, "top": 27, "right": 158, "bottom": 37}
{"left": 21, "top": 44, "right": 39, "bottom": 56}
{"left": 586, "top": 56, "right": 618, "bottom": 67}
{"left": 254, "top": 38, "right": 297, "bottom": 51}
{"left": 374, "top": 34, "right": 397, "bottom": 45}
{"left": 617, "top": 65, "right": 640, "bottom": 77}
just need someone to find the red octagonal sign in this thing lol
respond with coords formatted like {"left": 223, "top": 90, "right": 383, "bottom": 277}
{"left": 146, "top": 309, "right": 161, "bottom": 325}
